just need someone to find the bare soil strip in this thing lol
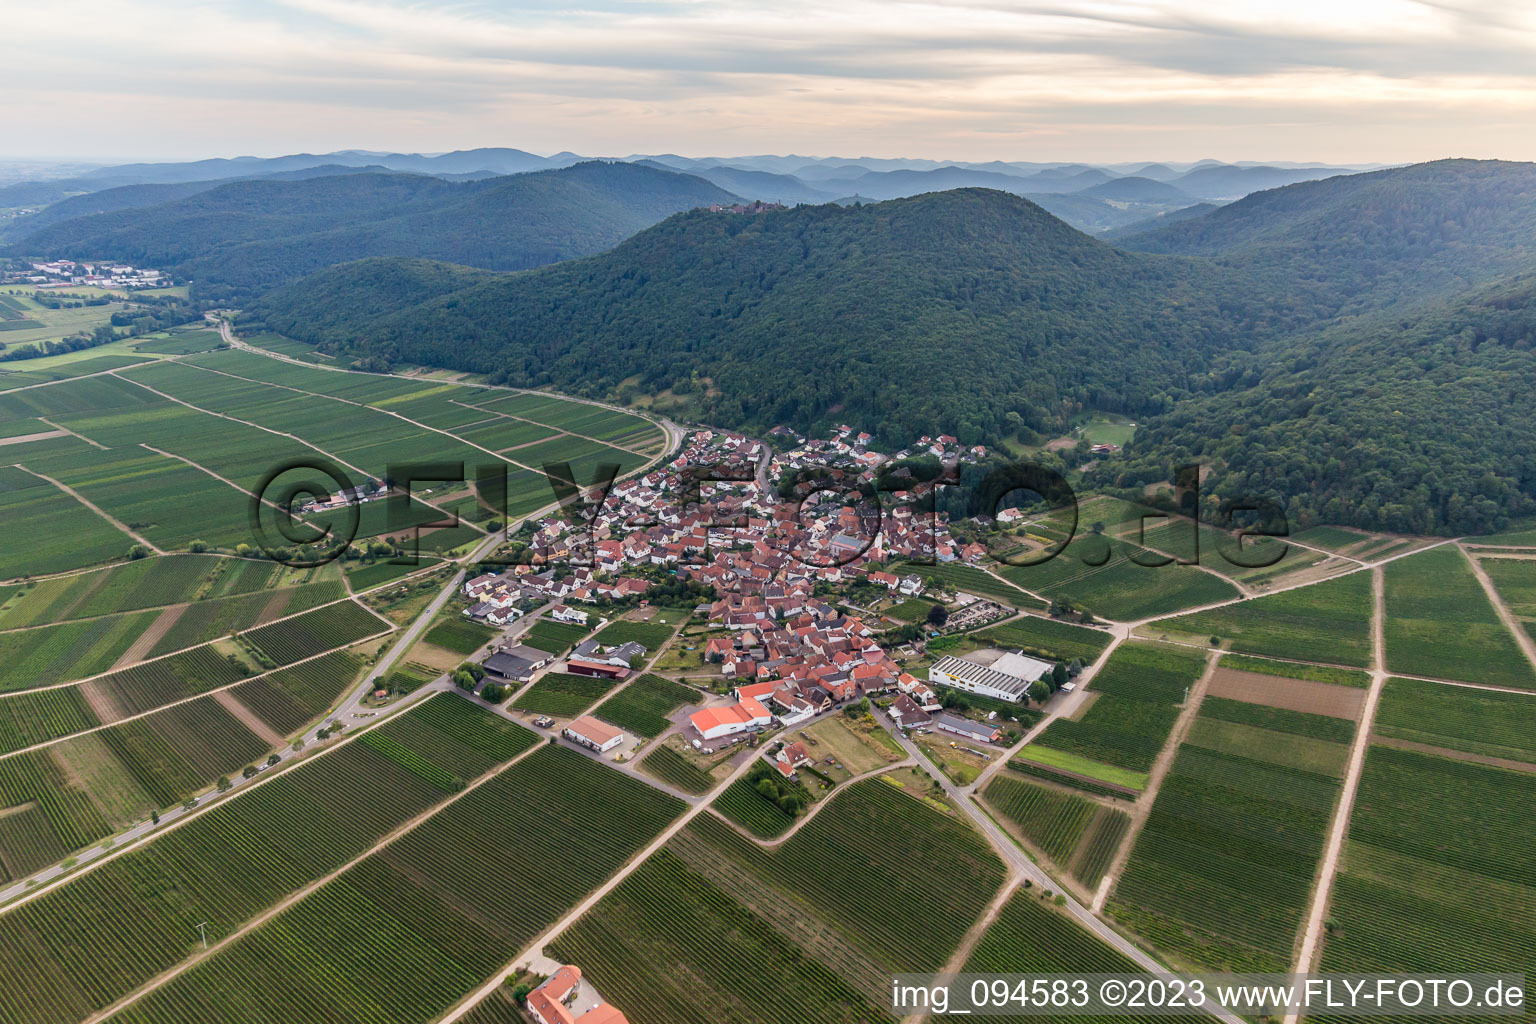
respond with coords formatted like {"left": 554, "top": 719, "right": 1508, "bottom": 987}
{"left": 1370, "top": 735, "right": 1536, "bottom": 774}
{"left": 212, "top": 689, "right": 285, "bottom": 748}
{"left": 0, "top": 430, "right": 67, "bottom": 447}
{"left": 109, "top": 604, "right": 187, "bottom": 671}
{"left": 256, "top": 588, "right": 293, "bottom": 625}
{"left": 76, "top": 679, "right": 126, "bottom": 725}
{"left": 1206, "top": 667, "right": 1365, "bottom": 719}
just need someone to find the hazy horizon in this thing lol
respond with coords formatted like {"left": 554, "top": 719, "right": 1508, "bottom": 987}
{"left": 5, "top": 0, "right": 1533, "bottom": 165}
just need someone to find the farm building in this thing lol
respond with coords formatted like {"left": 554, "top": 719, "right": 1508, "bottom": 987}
{"left": 572, "top": 639, "right": 647, "bottom": 667}
{"left": 933, "top": 713, "right": 1002, "bottom": 744}
{"left": 928, "top": 649, "right": 1051, "bottom": 702}
{"left": 566, "top": 659, "right": 630, "bottom": 681}
{"left": 527, "top": 964, "right": 630, "bottom": 1024}
{"left": 690, "top": 697, "right": 773, "bottom": 740}
{"left": 483, "top": 648, "right": 545, "bottom": 683}
{"left": 563, "top": 716, "right": 626, "bottom": 753}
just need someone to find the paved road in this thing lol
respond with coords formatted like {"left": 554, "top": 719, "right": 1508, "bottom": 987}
{"left": 875, "top": 713, "right": 1247, "bottom": 1024}
{"left": 2, "top": 329, "right": 687, "bottom": 908}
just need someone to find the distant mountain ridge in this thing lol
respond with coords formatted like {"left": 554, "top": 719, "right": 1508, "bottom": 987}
{"left": 253, "top": 188, "right": 1260, "bottom": 443}
{"left": 8, "top": 161, "right": 739, "bottom": 298}
{"left": 250, "top": 158, "right": 1536, "bottom": 534}
{"left": 1, "top": 148, "right": 1375, "bottom": 239}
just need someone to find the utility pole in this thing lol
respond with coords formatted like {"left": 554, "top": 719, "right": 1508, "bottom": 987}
{"left": 196, "top": 922, "right": 209, "bottom": 950}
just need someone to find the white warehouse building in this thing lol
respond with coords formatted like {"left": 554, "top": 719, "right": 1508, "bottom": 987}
{"left": 928, "top": 650, "right": 1054, "bottom": 702}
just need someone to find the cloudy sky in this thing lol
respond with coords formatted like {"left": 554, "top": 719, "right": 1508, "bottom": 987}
{"left": 5, "top": 0, "right": 1535, "bottom": 164}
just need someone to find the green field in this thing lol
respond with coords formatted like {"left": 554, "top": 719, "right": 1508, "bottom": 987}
{"left": 1029, "top": 642, "right": 1205, "bottom": 774}
{"left": 639, "top": 743, "right": 716, "bottom": 794}
{"left": 356, "top": 691, "right": 536, "bottom": 789}
{"left": 0, "top": 652, "right": 369, "bottom": 869}
{"left": 0, "top": 464, "right": 138, "bottom": 579}
{"left": 0, "top": 736, "right": 455, "bottom": 1015}
{"left": 962, "top": 891, "right": 1161, "bottom": 1024}
{"left": 112, "top": 747, "right": 681, "bottom": 1024}
{"left": 1011, "top": 745, "right": 1148, "bottom": 792}
{"left": 241, "top": 600, "right": 389, "bottom": 665}
{"left": 1373, "top": 677, "right": 1536, "bottom": 763}
{"left": 590, "top": 617, "right": 675, "bottom": 651}
{"left": 1136, "top": 517, "right": 1326, "bottom": 586}
{"left": 0, "top": 346, "right": 663, "bottom": 570}
{"left": 1111, "top": 700, "right": 1353, "bottom": 972}
{"left": 0, "top": 555, "right": 288, "bottom": 629}
{"left": 714, "top": 761, "right": 807, "bottom": 839}
{"left": 227, "top": 649, "right": 365, "bottom": 736}
{"left": 422, "top": 615, "right": 499, "bottom": 655}
{"left": 983, "top": 772, "right": 1130, "bottom": 888}
{"left": 1480, "top": 555, "right": 1536, "bottom": 621}
{"left": 998, "top": 535, "right": 1240, "bottom": 621}
{"left": 1318, "top": 745, "right": 1536, "bottom": 989}
{"left": 1383, "top": 547, "right": 1535, "bottom": 688}
{"left": 509, "top": 671, "right": 614, "bottom": 716}
{"left": 549, "top": 847, "right": 891, "bottom": 1024}
{"left": 0, "top": 609, "right": 160, "bottom": 692}
{"left": 552, "top": 779, "right": 1005, "bottom": 1017}
{"left": 1217, "top": 652, "right": 1371, "bottom": 688}
{"left": 1156, "top": 569, "right": 1373, "bottom": 666}
{"left": 128, "top": 327, "right": 225, "bottom": 355}
{"left": 147, "top": 578, "right": 348, "bottom": 659}
{"left": 975, "top": 615, "right": 1113, "bottom": 663}
{"left": 885, "top": 596, "right": 942, "bottom": 622}
{"left": 591, "top": 674, "right": 699, "bottom": 738}
{"left": 520, "top": 617, "right": 591, "bottom": 654}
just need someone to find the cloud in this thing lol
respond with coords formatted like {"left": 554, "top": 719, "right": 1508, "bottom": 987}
{"left": 2, "top": 0, "right": 1533, "bottom": 161}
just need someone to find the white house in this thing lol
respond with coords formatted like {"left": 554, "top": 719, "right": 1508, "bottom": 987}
{"left": 564, "top": 715, "right": 625, "bottom": 753}
{"left": 550, "top": 605, "right": 589, "bottom": 626}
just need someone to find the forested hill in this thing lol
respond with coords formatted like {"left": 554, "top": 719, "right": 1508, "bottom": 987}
{"left": 1117, "top": 159, "right": 1536, "bottom": 313}
{"left": 1087, "top": 272, "right": 1536, "bottom": 534}
{"left": 256, "top": 188, "right": 1259, "bottom": 443}
{"left": 251, "top": 158, "right": 1536, "bottom": 535}
{"left": 7, "top": 161, "right": 738, "bottom": 299}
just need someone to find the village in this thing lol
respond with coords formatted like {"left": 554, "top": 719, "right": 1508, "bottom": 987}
{"left": 3, "top": 258, "right": 169, "bottom": 290}
{"left": 439, "top": 425, "right": 1079, "bottom": 808}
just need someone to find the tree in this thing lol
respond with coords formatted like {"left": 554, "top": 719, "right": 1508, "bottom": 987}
{"left": 453, "top": 668, "right": 477, "bottom": 691}
{"left": 926, "top": 603, "right": 950, "bottom": 628}
{"left": 188, "top": 539, "right": 208, "bottom": 553}
{"left": 1028, "top": 680, "right": 1051, "bottom": 704}
{"left": 126, "top": 544, "right": 149, "bottom": 560}
{"left": 242, "top": 765, "right": 257, "bottom": 779}
{"left": 150, "top": 810, "right": 160, "bottom": 825}
{"left": 216, "top": 776, "right": 232, "bottom": 793}
{"left": 266, "top": 754, "right": 280, "bottom": 767}
{"left": 1051, "top": 662, "right": 1069, "bottom": 689}
{"left": 1210, "top": 635, "right": 1222, "bottom": 646}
